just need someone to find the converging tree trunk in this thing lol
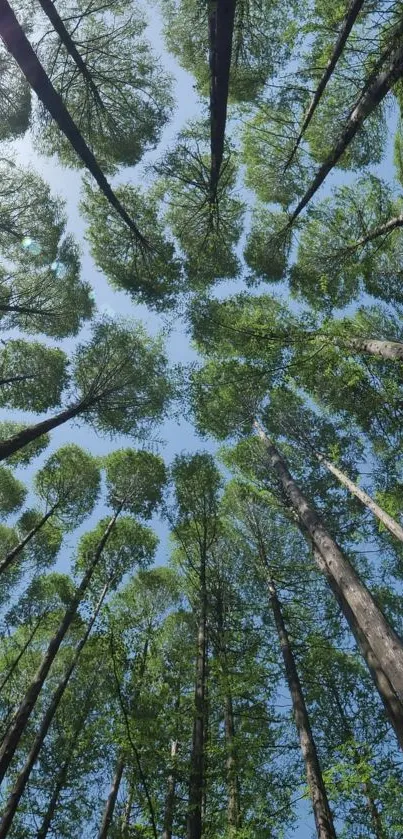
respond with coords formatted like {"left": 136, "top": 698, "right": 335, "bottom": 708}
{"left": 162, "top": 739, "right": 179, "bottom": 839}
{"left": 312, "top": 450, "right": 403, "bottom": 543}
{"left": 209, "top": 0, "right": 236, "bottom": 199}
{"left": 0, "top": 508, "right": 122, "bottom": 784}
{"left": 254, "top": 422, "right": 403, "bottom": 703}
{"left": 0, "top": 580, "right": 110, "bottom": 838}
{"left": 0, "top": 503, "right": 59, "bottom": 576}
{"left": 284, "top": 0, "right": 365, "bottom": 170}
{"left": 0, "top": 0, "right": 147, "bottom": 245}
{"left": 214, "top": 583, "right": 240, "bottom": 830}
{"left": 261, "top": 552, "right": 337, "bottom": 839}
{"left": 288, "top": 37, "right": 403, "bottom": 224}
{"left": 187, "top": 549, "right": 208, "bottom": 839}
{"left": 97, "top": 757, "right": 125, "bottom": 839}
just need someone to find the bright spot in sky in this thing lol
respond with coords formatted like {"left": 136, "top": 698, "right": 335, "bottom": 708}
{"left": 51, "top": 260, "right": 68, "bottom": 279}
{"left": 21, "top": 236, "right": 42, "bottom": 255}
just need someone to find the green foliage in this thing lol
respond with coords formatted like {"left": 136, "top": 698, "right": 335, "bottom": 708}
{"left": 0, "top": 423, "right": 49, "bottom": 466}
{"left": 104, "top": 449, "right": 167, "bottom": 517}
{"left": 0, "top": 467, "right": 26, "bottom": 518}
{"left": 75, "top": 516, "right": 158, "bottom": 588}
{"left": 82, "top": 181, "right": 182, "bottom": 310}
{"left": 34, "top": 444, "right": 101, "bottom": 527}
{"left": 16, "top": 509, "right": 63, "bottom": 569}
{"left": 0, "top": 339, "right": 69, "bottom": 412}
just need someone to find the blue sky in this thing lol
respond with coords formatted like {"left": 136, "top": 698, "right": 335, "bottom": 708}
{"left": 2, "top": 6, "right": 400, "bottom": 837}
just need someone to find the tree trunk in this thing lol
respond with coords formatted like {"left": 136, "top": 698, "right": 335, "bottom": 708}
{"left": 36, "top": 695, "right": 93, "bottom": 839}
{"left": 187, "top": 551, "right": 208, "bottom": 839}
{"left": 364, "top": 784, "right": 386, "bottom": 839}
{"left": 0, "top": 508, "right": 121, "bottom": 783}
{"left": 214, "top": 585, "right": 240, "bottom": 829}
{"left": 0, "top": 580, "right": 110, "bottom": 838}
{"left": 340, "top": 335, "right": 403, "bottom": 360}
{"left": 0, "top": 616, "right": 44, "bottom": 696}
{"left": 97, "top": 757, "right": 125, "bottom": 839}
{"left": 162, "top": 739, "right": 179, "bottom": 839}
{"left": 0, "top": 0, "right": 147, "bottom": 246}
{"left": 288, "top": 38, "right": 403, "bottom": 224}
{"left": 0, "top": 503, "right": 59, "bottom": 576}
{"left": 255, "top": 422, "right": 403, "bottom": 702}
{"left": 284, "top": 0, "right": 364, "bottom": 170}
{"left": 313, "top": 450, "right": 403, "bottom": 543}
{"left": 209, "top": 0, "right": 236, "bottom": 199}
{"left": 311, "top": 543, "right": 403, "bottom": 750}
{"left": 263, "top": 562, "right": 336, "bottom": 839}
{"left": 0, "top": 399, "right": 88, "bottom": 462}
{"left": 36, "top": 0, "right": 105, "bottom": 109}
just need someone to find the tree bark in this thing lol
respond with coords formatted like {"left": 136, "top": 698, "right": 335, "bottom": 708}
{"left": 97, "top": 757, "right": 125, "bottom": 839}
{"left": 0, "top": 579, "right": 109, "bottom": 837}
{"left": 263, "top": 561, "right": 336, "bottom": 839}
{"left": 0, "top": 399, "right": 89, "bottom": 462}
{"left": 284, "top": 0, "right": 365, "bottom": 170}
{"left": 187, "top": 549, "right": 208, "bottom": 839}
{"left": 209, "top": 0, "right": 236, "bottom": 200}
{"left": 162, "top": 739, "right": 179, "bottom": 839}
{"left": 255, "top": 422, "right": 403, "bottom": 702}
{"left": 0, "top": 503, "right": 59, "bottom": 576}
{"left": 312, "top": 542, "right": 403, "bottom": 750}
{"left": 214, "top": 585, "right": 240, "bottom": 830}
{"left": 313, "top": 450, "right": 403, "bottom": 543}
{"left": 35, "top": 0, "right": 105, "bottom": 109}
{"left": 0, "top": 508, "right": 121, "bottom": 783}
{"left": 0, "top": 0, "right": 147, "bottom": 246}
{"left": 340, "top": 335, "right": 403, "bottom": 360}
{"left": 288, "top": 38, "right": 403, "bottom": 224}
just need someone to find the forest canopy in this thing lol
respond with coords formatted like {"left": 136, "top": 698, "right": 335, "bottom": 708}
{"left": 0, "top": 0, "right": 401, "bottom": 837}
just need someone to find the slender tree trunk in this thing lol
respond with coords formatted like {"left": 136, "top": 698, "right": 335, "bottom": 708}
{"left": 0, "top": 507, "right": 121, "bottom": 783}
{"left": 0, "top": 503, "right": 59, "bottom": 576}
{"left": 121, "top": 780, "right": 135, "bottom": 838}
{"left": 0, "top": 0, "right": 147, "bottom": 246}
{"left": 364, "top": 784, "right": 386, "bottom": 839}
{"left": 97, "top": 757, "right": 125, "bottom": 839}
{"left": 288, "top": 38, "right": 403, "bottom": 224}
{"left": 310, "top": 542, "right": 403, "bottom": 750}
{"left": 0, "top": 616, "right": 43, "bottom": 696}
{"left": 284, "top": 0, "right": 364, "bottom": 170}
{"left": 0, "top": 580, "right": 110, "bottom": 838}
{"left": 313, "top": 451, "right": 403, "bottom": 543}
{"left": 215, "top": 587, "right": 240, "bottom": 829}
{"left": 36, "top": 695, "right": 93, "bottom": 839}
{"left": 187, "top": 550, "right": 208, "bottom": 839}
{"left": 162, "top": 739, "right": 179, "bottom": 839}
{"left": 263, "top": 562, "right": 336, "bottom": 839}
{"left": 255, "top": 422, "right": 403, "bottom": 702}
{"left": 0, "top": 375, "right": 37, "bottom": 387}
{"left": 209, "top": 0, "right": 236, "bottom": 199}
{"left": 35, "top": 0, "right": 105, "bottom": 109}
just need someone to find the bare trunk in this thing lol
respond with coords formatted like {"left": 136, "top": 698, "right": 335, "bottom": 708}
{"left": 97, "top": 757, "right": 125, "bottom": 839}
{"left": 255, "top": 422, "right": 403, "bottom": 702}
{"left": 0, "top": 503, "right": 59, "bottom": 576}
{"left": 209, "top": 0, "right": 236, "bottom": 199}
{"left": 0, "top": 580, "right": 110, "bottom": 837}
{"left": 187, "top": 551, "right": 207, "bottom": 839}
{"left": 215, "top": 586, "right": 240, "bottom": 829}
{"left": 314, "top": 451, "right": 403, "bottom": 543}
{"left": 0, "top": 508, "right": 121, "bottom": 783}
{"left": 264, "top": 564, "right": 336, "bottom": 839}
{"left": 0, "top": 0, "right": 147, "bottom": 246}
{"left": 288, "top": 38, "right": 403, "bottom": 224}
{"left": 284, "top": 0, "right": 364, "bottom": 170}
{"left": 310, "top": 542, "right": 403, "bottom": 750}
{"left": 0, "top": 399, "right": 88, "bottom": 462}
{"left": 162, "top": 739, "right": 179, "bottom": 839}
{"left": 341, "top": 335, "right": 403, "bottom": 360}
{"left": 36, "top": 0, "right": 105, "bottom": 109}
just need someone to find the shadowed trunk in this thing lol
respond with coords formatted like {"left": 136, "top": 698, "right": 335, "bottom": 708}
{"left": 187, "top": 548, "right": 208, "bottom": 839}
{"left": 209, "top": 0, "right": 236, "bottom": 200}
{"left": 0, "top": 0, "right": 147, "bottom": 246}
{"left": 0, "top": 507, "right": 122, "bottom": 783}
{"left": 214, "top": 585, "right": 240, "bottom": 829}
{"left": 262, "top": 553, "right": 336, "bottom": 839}
{"left": 0, "top": 580, "right": 109, "bottom": 837}
{"left": 0, "top": 399, "right": 91, "bottom": 462}
{"left": 162, "top": 739, "right": 179, "bottom": 839}
{"left": 254, "top": 422, "right": 403, "bottom": 703}
{"left": 288, "top": 38, "right": 403, "bottom": 224}
{"left": 97, "top": 757, "right": 125, "bottom": 839}
{"left": 0, "top": 503, "right": 59, "bottom": 576}
{"left": 284, "top": 0, "right": 365, "bottom": 170}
